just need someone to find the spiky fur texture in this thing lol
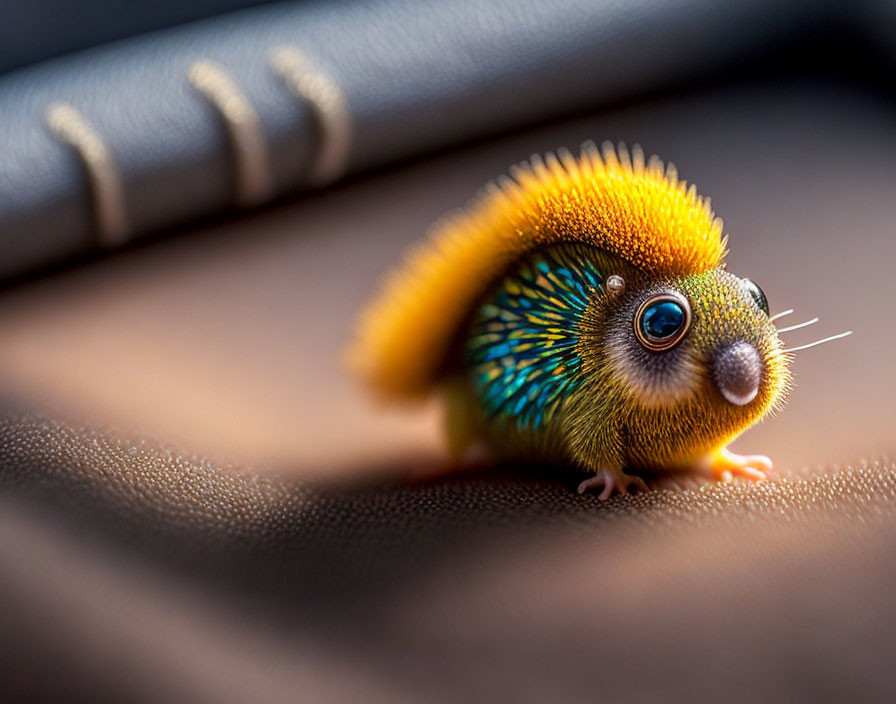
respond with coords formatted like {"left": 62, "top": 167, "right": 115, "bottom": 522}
{"left": 350, "top": 143, "right": 791, "bottom": 475}
{"left": 350, "top": 143, "right": 727, "bottom": 397}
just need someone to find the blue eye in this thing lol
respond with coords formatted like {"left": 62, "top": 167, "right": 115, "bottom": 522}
{"left": 643, "top": 301, "right": 684, "bottom": 337}
{"left": 635, "top": 293, "right": 692, "bottom": 351}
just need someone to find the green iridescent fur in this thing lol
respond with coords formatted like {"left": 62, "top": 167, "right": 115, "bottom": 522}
{"left": 457, "top": 244, "right": 790, "bottom": 475}
{"left": 466, "top": 246, "right": 601, "bottom": 431}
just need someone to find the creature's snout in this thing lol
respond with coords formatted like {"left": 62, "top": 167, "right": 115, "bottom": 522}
{"left": 711, "top": 341, "right": 762, "bottom": 406}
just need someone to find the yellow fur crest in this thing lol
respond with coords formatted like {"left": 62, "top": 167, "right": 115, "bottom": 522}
{"left": 350, "top": 142, "right": 727, "bottom": 398}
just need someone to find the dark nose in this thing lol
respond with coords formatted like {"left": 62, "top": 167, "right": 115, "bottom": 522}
{"left": 711, "top": 341, "right": 762, "bottom": 406}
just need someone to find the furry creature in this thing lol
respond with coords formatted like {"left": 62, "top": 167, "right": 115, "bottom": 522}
{"left": 351, "top": 143, "right": 848, "bottom": 498}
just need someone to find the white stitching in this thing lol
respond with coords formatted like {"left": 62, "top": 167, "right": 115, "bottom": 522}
{"left": 269, "top": 47, "right": 351, "bottom": 187}
{"left": 188, "top": 59, "right": 273, "bottom": 206}
{"left": 45, "top": 102, "right": 130, "bottom": 247}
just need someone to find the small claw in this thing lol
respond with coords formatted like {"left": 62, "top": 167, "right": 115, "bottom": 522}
{"left": 705, "top": 447, "right": 774, "bottom": 483}
{"left": 577, "top": 468, "right": 648, "bottom": 499}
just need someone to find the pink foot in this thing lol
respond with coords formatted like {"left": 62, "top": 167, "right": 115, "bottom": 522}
{"left": 577, "top": 468, "right": 648, "bottom": 500}
{"left": 704, "top": 447, "right": 774, "bottom": 483}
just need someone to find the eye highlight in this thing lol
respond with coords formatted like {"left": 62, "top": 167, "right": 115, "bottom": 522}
{"left": 744, "top": 279, "right": 769, "bottom": 315}
{"left": 634, "top": 292, "right": 692, "bottom": 351}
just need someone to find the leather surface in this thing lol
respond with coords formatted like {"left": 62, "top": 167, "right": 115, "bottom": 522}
{"left": 0, "top": 0, "right": 825, "bottom": 280}
{"left": 0, "top": 73, "right": 895, "bottom": 701}
{"left": 2, "top": 407, "right": 895, "bottom": 703}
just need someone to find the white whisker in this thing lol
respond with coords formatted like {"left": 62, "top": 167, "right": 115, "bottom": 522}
{"left": 776, "top": 317, "right": 819, "bottom": 334}
{"left": 769, "top": 309, "right": 794, "bottom": 323}
{"left": 781, "top": 331, "right": 852, "bottom": 353}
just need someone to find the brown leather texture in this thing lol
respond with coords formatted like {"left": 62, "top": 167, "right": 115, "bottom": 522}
{"left": 1, "top": 74, "right": 895, "bottom": 701}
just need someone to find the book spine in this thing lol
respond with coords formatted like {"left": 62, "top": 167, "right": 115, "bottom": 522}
{"left": 0, "top": 0, "right": 807, "bottom": 280}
